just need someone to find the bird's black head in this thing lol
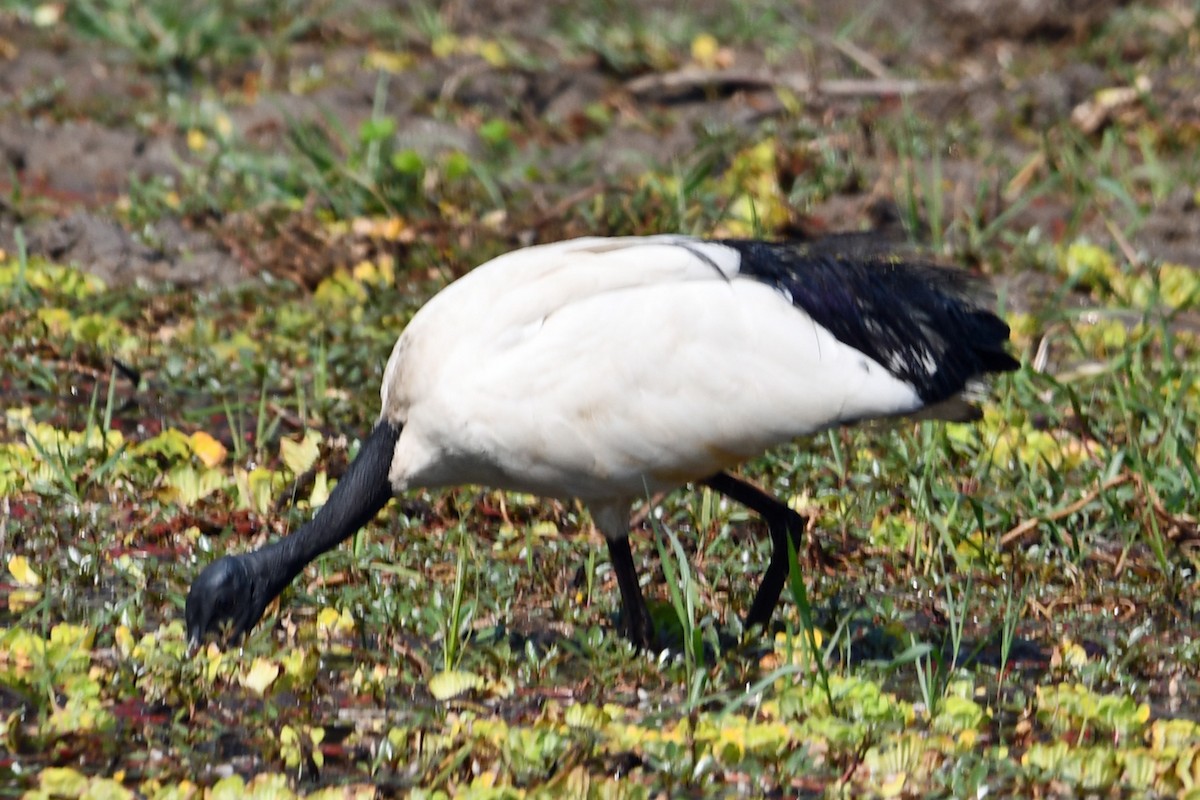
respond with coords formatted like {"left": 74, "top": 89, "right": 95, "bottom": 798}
{"left": 184, "top": 420, "right": 402, "bottom": 646}
{"left": 185, "top": 554, "right": 270, "bottom": 646}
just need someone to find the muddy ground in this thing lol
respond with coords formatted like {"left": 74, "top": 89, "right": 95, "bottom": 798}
{"left": 0, "top": 0, "right": 1196, "bottom": 289}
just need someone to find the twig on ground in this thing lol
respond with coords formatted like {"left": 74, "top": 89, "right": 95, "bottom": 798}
{"left": 1000, "top": 474, "right": 1130, "bottom": 549}
{"left": 823, "top": 36, "right": 892, "bottom": 80}
{"left": 625, "top": 67, "right": 948, "bottom": 100}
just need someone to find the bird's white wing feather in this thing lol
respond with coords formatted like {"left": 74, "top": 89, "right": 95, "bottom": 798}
{"left": 382, "top": 237, "right": 734, "bottom": 414}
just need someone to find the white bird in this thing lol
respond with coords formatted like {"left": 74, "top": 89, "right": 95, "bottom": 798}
{"left": 185, "top": 235, "right": 1018, "bottom": 649}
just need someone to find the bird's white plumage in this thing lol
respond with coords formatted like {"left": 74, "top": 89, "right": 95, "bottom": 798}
{"left": 381, "top": 237, "right": 924, "bottom": 503}
{"left": 186, "top": 234, "right": 1013, "bottom": 648}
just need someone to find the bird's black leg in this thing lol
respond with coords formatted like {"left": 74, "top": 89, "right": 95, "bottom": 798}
{"left": 702, "top": 471, "right": 809, "bottom": 633}
{"left": 605, "top": 535, "right": 655, "bottom": 650}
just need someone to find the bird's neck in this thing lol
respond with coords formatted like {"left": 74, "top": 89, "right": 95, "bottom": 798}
{"left": 249, "top": 420, "right": 401, "bottom": 597}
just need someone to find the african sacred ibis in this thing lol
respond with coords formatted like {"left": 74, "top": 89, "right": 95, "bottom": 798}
{"left": 185, "top": 235, "right": 1018, "bottom": 649}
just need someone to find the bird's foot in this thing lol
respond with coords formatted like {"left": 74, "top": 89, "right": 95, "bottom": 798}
{"left": 619, "top": 606, "right": 657, "bottom": 652}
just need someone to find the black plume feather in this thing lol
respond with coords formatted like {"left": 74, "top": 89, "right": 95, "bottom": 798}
{"left": 721, "top": 239, "right": 1019, "bottom": 404}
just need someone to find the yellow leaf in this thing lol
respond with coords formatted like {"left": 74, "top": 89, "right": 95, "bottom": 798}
{"left": 1058, "top": 638, "right": 1089, "bottom": 670}
{"left": 7, "top": 555, "right": 40, "bottom": 587}
{"left": 428, "top": 670, "right": 483, "bottom": 701}
{"left": 314, "top": 268, "right": 368, "bottom": 308}
{"left": 32, "top": 3, "right": 63, "bottom": 26}
{"left": 308, "top": 471, "right": 329, "bottom": 508}
{"left": 189, "top": 431, "right": 227, "bottom": 468}
{"left": 879, "top": 771, "right": 907, "bottom": 797}
{"left": 166, "top": 465, "right": 226, "bottom": 507}
{"left": 1061, "top": 240, "right": 1118, "bottom": 286}
{"left": 36, "top": 307, "right": 72, "bottom": 337}
{"left": 49, "top": 622, "right": 95, "bottom": 653}
{"left": 487, "top": 675, "right": 514, "bottom": 699}
{"left": 478, "top": 39, "right": 506, "bottom": 67}
{"left": 39, "top": 767, "right": 90, "bottom": 798}
{"left": 316, "top": 607, "right": 341, "bottom": 629}
{"left": 8, "top": 588, "right": 41, "bottom": 613}
{"left": 350, "top": 258, "right": 394, "bottom": 287}
{"left": 240, "top": 658, "right": 281, "bottom": 695}
{"left": 1150, "top": 718, "right": 1200, "bottom": 751}
{"left": 565, "top": 703, "right": 611, "bottom": 730}
{"left": 208, "top": 775, "right": 246, "bottom": 800}
{"left": 431, "top": 34, "right": 459, "bottom": 58}
{"left": 214, "top": 113, "right": 233, "bottom": 140}
{"left": 280, "top": 649, "right": 318, "bottom": 684}
{"left": 234, "top": 467, "right": 276, "bottom": 515}
{"left": 365, "top": 49, "right": 416, "bottom": 73}
{"left": 244, "top": 774, "right": 293, "bottom": 798}
{"left": 691, "top": 33, "right": 719, "bottom": 66}
{"left": 306, "top": 788, "right": 374, "bottom": 800}
{"left": 114, "top": 626, "right": 134, "bottom": 658}
{"left": 280, "top": 430, "right": 321, "bottom": 476}
{"left": 186, "top": 128, "right": 208, "bottom": 152}
{"left": 1160, "top": 262, "right": 1200, "bottom": 310}
{"left": 316, "top": 607, "right": 355, "bottom": 637}
{"left": 83, "top": 777, "right": 135, "bottom": 799}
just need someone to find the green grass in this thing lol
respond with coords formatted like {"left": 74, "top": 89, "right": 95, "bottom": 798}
{"left": 5, "top": 219, "right": 1200, "bottom": 797}
{"left": 62, "top": 0, "right": 328, "bottom": 84}
{"left": 4, "top": 0, "right": 1200, "bottom": 796}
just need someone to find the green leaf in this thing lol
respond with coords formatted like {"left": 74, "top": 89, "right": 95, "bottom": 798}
{"left": 443, "top": 151, "right": 471, "bottom": 181}
{"left": 359, "top": 117, "right": 396, "bottom": 144}
{"left": 392, "top": 149, "right": 424, "bottom": 175}
{"left": 479, "top": 118, "right": 511, "bottom": 148}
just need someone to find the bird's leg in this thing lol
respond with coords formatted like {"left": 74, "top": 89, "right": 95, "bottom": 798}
{"left": 702, "top": 471, "right": 809, "bottom": 633}
{"left": 591, "top": 502, "right": 654, "bottom": 649}
{"left": 605, "top": 534, "right": 656, "bottom": 649}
